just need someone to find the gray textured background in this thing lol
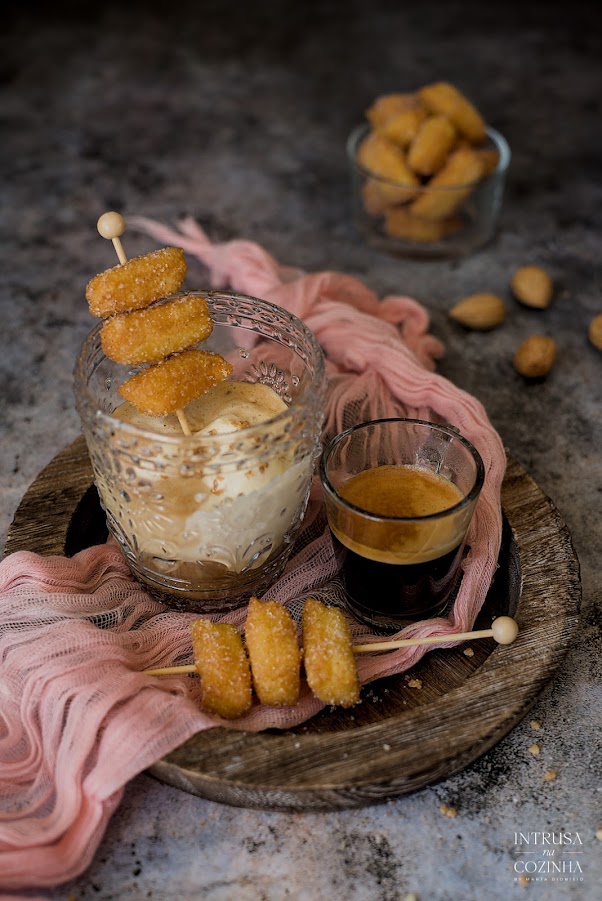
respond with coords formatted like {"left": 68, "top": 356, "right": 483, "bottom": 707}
{"left": 1, "top": 1, "right": 600, "bottom": 898}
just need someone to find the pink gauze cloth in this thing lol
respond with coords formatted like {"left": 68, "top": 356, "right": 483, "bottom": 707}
{"left": 0, "top": 219, "right": 506, "bottom": 893}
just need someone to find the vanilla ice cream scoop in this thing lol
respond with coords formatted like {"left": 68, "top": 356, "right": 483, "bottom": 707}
{"left": 108, "top": 380, "right": 311, "bottom": 570}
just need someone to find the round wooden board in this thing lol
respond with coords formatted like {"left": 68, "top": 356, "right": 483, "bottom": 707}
{"left": 5, "top": 436, "right": 581, "bottom": 811}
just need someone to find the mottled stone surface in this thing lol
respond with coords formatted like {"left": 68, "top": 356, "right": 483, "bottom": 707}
{"left": 1, "top": 1, "right": 601, "bottom": 898}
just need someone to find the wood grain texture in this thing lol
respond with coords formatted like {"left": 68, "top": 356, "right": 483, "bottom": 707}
{"left": 4, "top": 440, "right": 581, "bottom": 810}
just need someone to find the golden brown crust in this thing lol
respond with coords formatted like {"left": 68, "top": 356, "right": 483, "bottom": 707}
{"left": 407, "top": 115, "right": 457, "bottom": 176}
{"left": 477, "top": 147, "right": 501, "bottom": 177}
{"left": 384, "top": 207, "right": 463, "bottom": 242}
{"left": 86, "top": 247, "right": 187, "bottom": 318}
{"left": 378, "top": 107, "right": 427, "bottom": 148}
{"left": 361, "top": 178, "right": 414, "bottom": 216}
{"left": 302, "top": 597, "right": 360, "bottom": 708}
{"left": 101, "top": 294, "right": 213, "bottom": 365}
{"left": 118, "top": 348, "right": 234, "bottom": 416}
{"left": 418, "top": 82, "right": 486, "bottom": 143}
{"left": 356, "top": 131, "right": 419, "bottom": 196}
{"left": 190, "top": 619, "right": 252, "bottom": 719}
{"left": 365, "top": 92, "right": 421, "bottom": 129}
{"left": 245, "top": 597, "right": 301, "bottom": 707}
{"left": 409, "top": 146, "right": 484, "bottom": 221}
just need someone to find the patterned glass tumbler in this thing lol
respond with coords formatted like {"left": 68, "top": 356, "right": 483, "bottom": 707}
{"left": 74, "top": 291, "right": 326, "bottom": 613}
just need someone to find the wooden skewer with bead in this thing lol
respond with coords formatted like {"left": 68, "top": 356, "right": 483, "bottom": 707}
{"left": 142, "top": 615, "right": 519, "bottom": 676}
{"left": 96, "top": 211, "right": 192, "bottom": 436}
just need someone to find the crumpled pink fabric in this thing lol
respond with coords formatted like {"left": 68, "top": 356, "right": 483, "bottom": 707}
{"left": 0, "top": 221, "right": 506, "bottom": 893}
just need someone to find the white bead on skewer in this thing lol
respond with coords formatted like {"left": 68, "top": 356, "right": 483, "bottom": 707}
{"left": 352, "top": 615, "right": 519, "bottom": 652}
{"left": 95, "top": 212, "right": 192, "bottom": 436}
{"left": 97, "top": 211, "right": 128, "bottom": 264}
{"left": 142, "top": 616, "right": 519, "bottom": 676}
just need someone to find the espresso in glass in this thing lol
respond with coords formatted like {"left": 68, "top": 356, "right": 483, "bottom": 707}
{"left": 320, "top": 419, "right": 484, "bottom": 632}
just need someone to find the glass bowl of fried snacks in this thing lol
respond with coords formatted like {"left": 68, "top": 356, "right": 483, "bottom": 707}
{"left": 347, "top": 83, "right": 511, "bottom": 259}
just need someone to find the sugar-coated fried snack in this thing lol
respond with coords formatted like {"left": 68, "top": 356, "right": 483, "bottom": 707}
{"left": 477, "top": 147, "right": 501, "bottom": 177}
{"left": 245, "top": 597, "right": 301, "bottom": 707}
{"left": 302, "top": 598, "right": 360, "bottom": 708}
{"left": 190, "top": 618, "right": 252, "bottom": 719}
{"left": 86, "top": 247, "right": 187, "bottom": 318}
{"left": 384, "top": 207, "right": 463, "bottom": 243}
{"left": 356, "top": 132, "right": 419, "bottom": 198}
{"left": 418, "top": 82, "right": 486, "bottom": 144}
{"left": 410, "top": 146, "right": 484, "bottom": 221}
{"left": 378, "top": 107, "right": 427, "bottom": 148}
{"left": 408, "top": 115, "right": 457, "bottom": 176}
{"left": 118, "top": 348, "right": 234, "bottom": 416}
{"left": 361, "top": 177, "right": 414, "bottom": 216}
{"left": 101, "top": 294, "right": 213, "bottom": 365}
{"left": 366, "top": 92, "right": 421, "bottom": 129}
{"left": 456, "top": 142, "right": 500, "bottom": 177}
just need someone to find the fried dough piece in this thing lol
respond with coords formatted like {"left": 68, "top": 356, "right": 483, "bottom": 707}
{"left": 361, "top": 177, "right": 413, "bottom": 216}
{"left": 357, "top": 132, "right": 419, "bottom": 198}
{"left": 410, "top": 146, "right": 484, "bottom": 221}
{"left": 86, "top": 247, "right": 187, "bottom": 318}
{"left": 101, "top": 294, "right": 213, "bottom": 365}
{"left": 302, "top": 598, "right": 360, "bottom": 708}
{"left": 190, "top": 619, "right": 252, "bottom": 719}
{"left": 118, "top": 348, "right": 234, "bottom": 416}
{"left": 456, "top": 140, "right": 499, "bottom": 177}
{"left": 245, "top": 597, "right": 301, "bottom": 707}
{"left": 408, "top": 115, "right": 457, "bottom": 176}
{"left": 366, "top": 92, "right": 421, "bottom": 128}
{"left": 477, "top": 147, "right": 501, "bottom": 177}
{"left": 418, "top": 82, "right": 486, "bottom": 144}
{"left": 378, "top": 107, "right": 427, "bottom": 148}
{"left": 384, "top": 207, "right": 463, "bottom": 243}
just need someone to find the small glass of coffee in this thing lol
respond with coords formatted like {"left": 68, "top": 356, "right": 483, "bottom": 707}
{"left": 320, "top": 418, "right": 485, "bottom": 632}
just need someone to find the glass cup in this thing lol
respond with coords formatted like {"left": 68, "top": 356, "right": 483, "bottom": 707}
{"left": 74, "top": 291, "right": 326, "bottom": 613}
{"left": 320, "top": 418, "right": 485, "bottom": 631}
{"left": 347, "top": 123, "right": 510, "bottom": 259}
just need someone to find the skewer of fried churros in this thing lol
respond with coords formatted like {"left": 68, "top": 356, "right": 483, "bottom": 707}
{"left": 143, "top": 597, "right": 518, "bottom": 717}
{"left": 87, "top": 212, "right": 233, "bottom": 434}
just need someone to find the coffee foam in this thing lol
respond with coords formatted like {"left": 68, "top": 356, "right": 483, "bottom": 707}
{"left": 114, "top": 380, "right": 288, "bottom": 434}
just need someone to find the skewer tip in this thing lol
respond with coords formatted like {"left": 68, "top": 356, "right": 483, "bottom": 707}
{"left": 491, "top": 616, "right": 519, "bottom": 645}
{"left": 97, "top": 211, "right": 126, "bottom": 240}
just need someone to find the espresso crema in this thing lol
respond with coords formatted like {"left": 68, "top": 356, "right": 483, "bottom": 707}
{"left": 332, "top": 464, "right": 465, "bottom": 566}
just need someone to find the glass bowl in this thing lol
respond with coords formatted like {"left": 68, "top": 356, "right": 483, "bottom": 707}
{"left": 74, "top": 291, "right": 326, "bottom": 613}
{"left": 347, "top": 123, "right": 510, "bottom": 259}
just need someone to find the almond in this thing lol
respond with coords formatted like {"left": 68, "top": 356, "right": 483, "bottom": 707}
{"left": 588, "top": 313, "right": 602, "bottom": 350}
{"left": 511, "top": 265, "right": 553, "bottom": 309}
{"left": 514, "top": 335, "right": 557, "bottom": 378}
{"left": 448, "top": 292, "right": 506, "bottom": 330}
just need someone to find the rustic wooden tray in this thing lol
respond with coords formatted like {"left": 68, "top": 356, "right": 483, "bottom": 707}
{"left": 5, "top": 436, "right": 581, "bottom": 811}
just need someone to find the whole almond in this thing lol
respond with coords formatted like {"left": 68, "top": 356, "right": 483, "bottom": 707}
{"left": 514, "top": 335, "right": 557, "bottom": 378}
{"left": 448, "top": 293, "right": 506, "bottom": 330}
{"left": 588, "top": 313, "right": 602, "bottom": 350}
{"left": 511, "top": 265, "right": 553, "bottom": 309}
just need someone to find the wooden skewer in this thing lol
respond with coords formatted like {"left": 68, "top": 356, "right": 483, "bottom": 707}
{"left": 96, "top": 211, "right": 193, "bottom": 436}
{"left": 353, "top": 616, "right": 519, "bottom": 652}
{"left": 145, "top": 664, "right": 199, "bottom": 676}
{"left": 175, "top": 409, "right": 192, "bottom": 436}
{"left": 142, "top": 616, "right": 519, "bottom": 676}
